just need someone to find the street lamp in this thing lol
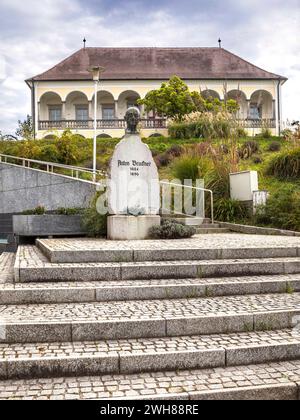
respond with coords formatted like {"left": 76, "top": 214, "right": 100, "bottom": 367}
{"left": 89, "top": 66, "right": 105, "bottom": 182}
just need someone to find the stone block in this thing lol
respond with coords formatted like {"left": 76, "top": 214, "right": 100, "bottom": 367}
{"left": 1, "top": 323, "right": 72, "bottom": 344}
{"left": 120, "top": 348, "right": 225, "bottom": 374}
{"left": 107, "top": 215, "right": 161, "bottom": 240}
{"left": 166, "top": 314, "right": 254, "bottom": 336}
{"left": 227, "top": 343, "right": 300, "bottom": 366}
{"left": 72, "top": 319, "right": 166, "bottom": 341}
{"left": 6, "top": 356, "right": 119, "bottom": 380}
{"left": 190, "top": 384, "right": 298, "bottom": 400}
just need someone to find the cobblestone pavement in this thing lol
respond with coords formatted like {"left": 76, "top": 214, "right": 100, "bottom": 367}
{"left": 0, "top": 360, "right": 300, "bottom": 399}
{"left": 39, "top": 234, "right": 300, "bottom": 251}
{"left": 0, "top": 293, "right": 300, "bottom": 323}
{"left": 0, "top": 329, "right": 299, "bottom": 361}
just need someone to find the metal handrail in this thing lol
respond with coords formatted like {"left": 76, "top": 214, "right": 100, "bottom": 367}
{"left": 160, "top": 181, "right": 214, "bottom": 224}
{"left": 0, "top": 153, "right": 107, "bottom": 181}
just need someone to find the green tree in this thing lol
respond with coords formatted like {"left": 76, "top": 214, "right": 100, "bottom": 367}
{"left": 16, "top": 115, "right": 34, "bottom": 140}
{"left": 56, "top": 130, "right": 80, "bottom": 165}
{"left": 226, "top": 99, "right": 240, "bottom": 114}
{"left": 138, "top": 76, "right": 196, "bottom": 122}
{"left": 139, "top": 76, "right": 239, "bottom": 120}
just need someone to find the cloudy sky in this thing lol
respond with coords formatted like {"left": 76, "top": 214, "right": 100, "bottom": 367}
{"left": 0, "top": 0, "right": 299, "bottom": 134}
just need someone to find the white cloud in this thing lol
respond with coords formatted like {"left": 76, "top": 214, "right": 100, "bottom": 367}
{"left": 0, "top": 0, "right": 299, "bottom": 134}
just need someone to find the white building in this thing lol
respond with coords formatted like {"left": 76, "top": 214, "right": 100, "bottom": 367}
{"left": 26, "top": 47, "right": 287, "bottom": 139}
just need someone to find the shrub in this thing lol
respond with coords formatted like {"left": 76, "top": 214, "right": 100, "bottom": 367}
{"left": 22, "top": 206, "right": 46, "bottom": 215}
{"left": 168, "top": 112, "right": 233, "bottom": 139}
{"left": 281, "top": 129, "right": 293, "bottom": 141}
{"left": 38, "top": 144, "right": 60, "bottom": 162}
{"left": 156, "top": 152, "right": 172, "bottom": 168}
{"left": 268, "top": 141, "right": 281, "bottom": 152}
{"left": 239, "top": 140, "right": 260, "bottom": 159}
{"left": 254, "top": 186, "right": 300, "bottom": 231}
{"left": 81, "top": 194, "right": 107, "bottom": 237}
{"left": 266, "top": 148, "right": 300, "bottom": 179}
{"left": 55, "top": 208, "right": 83, "bottom": 215}
{"left": 214, "top": 198, "right": 248, "bottom": 223}
{"left": 236, "top": 127, "right": 247, "bottom": 138}
{"left": 168, "top": 144, "right": 184, "bottom": 157}
{"left": 149, "top": 219, "right": 196, "bottom": 239}
{"left": 55, "top": 130, "right": 80, "bottom": 165}
{"left": 252, "top": 155, "right": 263, "bottom": 164}
{"left": 172, "top": 156, "right": 200, "bottom": 181}
{"left": 261, "top": 128, "right": 272, "bottom": 139}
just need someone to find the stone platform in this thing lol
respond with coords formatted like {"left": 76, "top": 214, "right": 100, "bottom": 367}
{"left": 1, "top": 233, "right": 300, "bottom": 399}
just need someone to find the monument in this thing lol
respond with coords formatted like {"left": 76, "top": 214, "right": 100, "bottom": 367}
{"left": 107, "top": 107, "right": 161, "bottom": 240}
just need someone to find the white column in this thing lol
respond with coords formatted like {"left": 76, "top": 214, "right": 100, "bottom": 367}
{"left": 88, "top": 101, "right": 93, "bottom": 119}
{"left": 62, "top": 102, "right": 66, "bottom": 120}
{"left": 114, "top": 100, "right": 118, "bottom": 119}
{"left": 279, "top": 82, "right": 283, "bottom": 134}
{"left": 275, "top": 82, "right": 279, "bottom": 136}
{"left": 93, "top": 80, "right": 98, "bottom": 182}
{"left": 34, "top": 84, "right": 38, "bottom": 138}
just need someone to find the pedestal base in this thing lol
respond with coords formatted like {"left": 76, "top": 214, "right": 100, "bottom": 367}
{"left": 107, "top": 215, "right": 161, "bottom": 240}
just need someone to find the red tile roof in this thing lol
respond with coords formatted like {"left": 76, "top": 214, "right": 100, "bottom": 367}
{"left": 29, "top": 47, "right": 286, "bottom": 82}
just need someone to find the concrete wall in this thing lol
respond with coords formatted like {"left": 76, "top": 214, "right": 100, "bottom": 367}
{"left": 0, "top": 163, "right": 97, "bottom": 214}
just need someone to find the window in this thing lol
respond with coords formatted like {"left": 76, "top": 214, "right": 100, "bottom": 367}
{"left": 249, "top": 104, "right": 262, "bottom": 119}
{"left": 102, "top": 106, "right": 115, "bottom": 120}
{"left": 76, "top": 106, "right": 89, "bottom": 121}
{"left": 49, "top": 107, "right": 62, "bottom": 121}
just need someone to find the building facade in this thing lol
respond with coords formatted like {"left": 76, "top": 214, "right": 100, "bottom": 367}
{"left": 26, "top": 47, "right": 287, "bottom": 139}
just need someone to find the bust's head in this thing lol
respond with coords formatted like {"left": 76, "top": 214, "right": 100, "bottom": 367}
{"left": 124, "top": 107, "right": 140, "bottom": 133}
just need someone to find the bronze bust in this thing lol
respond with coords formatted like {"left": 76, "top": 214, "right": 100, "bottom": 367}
{"left": 124, "top": 107, "right": 140, "bottom": 134}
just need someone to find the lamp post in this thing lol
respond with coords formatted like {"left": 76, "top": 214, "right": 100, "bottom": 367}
{"left": 89, "top": 66, "right": 105, "bottom": 182}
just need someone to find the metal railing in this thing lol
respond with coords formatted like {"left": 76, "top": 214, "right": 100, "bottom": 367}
{"left": 160, "top": 181, "right": 214, "bottom": 224}
{"left": 0, "top": 154, "right": 107, "bottom": 183}
{"left": 237, "top": 118, "right": 276, "bottom": 129}
{"left": 38, "top": 119, "right": 167, "bottom": 131}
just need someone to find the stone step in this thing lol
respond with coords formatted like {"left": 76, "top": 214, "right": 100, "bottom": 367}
{"left": 0, "top": 253, "right": 15, "bottom": 284}
{"left": 0, "top": 293, "right": 300, "bottom": 343}
{"left": 0, "top": 329, "right": 299, "bottom": 380}
{"left": 194, "top": 223, "right": 221, "bottom": 229}
{"left": 164, "top": 217, "right": 211, "bottom": 226}
{"left": 15, "top": 246, "right": 300, "bottom": 283}
{"left": 1, "top": 274, "right": 300, "bottom": 305}
{"left": 196, "top": 228, "right": 231, "bottom": 234}
{"left": 37, "top": 237, "right": 300, "bottom": 264}
{"left": 0, "top": 359, "right": 300, "bottom": 399}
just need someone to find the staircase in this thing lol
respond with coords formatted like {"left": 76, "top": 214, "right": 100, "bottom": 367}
{"left": 167, "top": 217, "right": 231, "bottom": 234}
{"left": 1, "top": 234, "right": 300, "bottom": 400}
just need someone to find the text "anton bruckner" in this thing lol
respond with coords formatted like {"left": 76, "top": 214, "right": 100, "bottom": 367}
{"left": 118, "top": 160, "right": 151, "bottom": 167}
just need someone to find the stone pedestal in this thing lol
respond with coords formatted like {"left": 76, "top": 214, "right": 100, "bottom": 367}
{"left": 107, "top": 215, "right": 161, "bottom": 240}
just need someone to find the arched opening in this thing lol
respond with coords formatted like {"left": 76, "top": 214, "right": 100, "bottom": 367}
{"left": 225, "top": 90, "right": 248, "bottom": 119}
{"left": 92, "top": 91, "right": 116, "bottom": 120}
{"left": 97, "top": 133, "right": 112, "bottom": 139}
{"left": 149, "top": 133, "right": 163, "bottom": 138}
{"left": 200, "top": 89, "right": 221, "bottom": 101}
{"left": 118, "top": 90, "right": 141, "bottom": 119}
{"left": 249, "top": 90, "right": 274, "bottom": 120}
{"left": 43, "top": 134, "right": 57, "bottom": 140}
{"left": 39, "top": 92, "right": 63, "bottom": 121}
{"left": 65, "top": 91, "right": 89, "bottom": 122}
